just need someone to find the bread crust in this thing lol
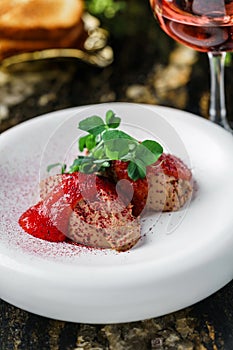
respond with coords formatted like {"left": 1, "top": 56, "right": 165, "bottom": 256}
{"left": 0, "top": 0, "right": 84, "bottom": 40}
{"left": 0, "top": 21, "right": 85, "bottom": 59}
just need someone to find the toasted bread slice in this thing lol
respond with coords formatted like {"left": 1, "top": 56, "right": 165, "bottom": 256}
{"left": 0, "top": 21, "right": 85, "bottom": 59}
{"left": 0, "top": 0, "right": 84, "bottom": 40}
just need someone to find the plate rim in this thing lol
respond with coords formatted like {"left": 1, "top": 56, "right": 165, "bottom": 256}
{"left": 1, "top": 102, "right": 233, "bottom": 323}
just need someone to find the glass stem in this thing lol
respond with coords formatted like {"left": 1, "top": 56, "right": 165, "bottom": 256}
{"left": 207, "top": 52, "right": 232, "bottom": 132}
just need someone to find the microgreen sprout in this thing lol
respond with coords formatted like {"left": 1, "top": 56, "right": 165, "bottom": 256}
{"left": 47, "top": 110, "right": 163, "bottom": 181}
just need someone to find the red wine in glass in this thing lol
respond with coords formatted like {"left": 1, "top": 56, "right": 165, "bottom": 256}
{"left": 150, "top": 0, "right": 233, "bottom": 131}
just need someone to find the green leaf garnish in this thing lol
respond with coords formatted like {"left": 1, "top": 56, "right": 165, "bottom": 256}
{"left": 104, "top": 138, "right": 130, "bottom": 160}
{"left": 47, "top": 163, "right": 67, "bottom": 174}
{"left": 105, "top": 110, "right": 121, "bottom": 128}
{"left": 127, "top": 161, "right": 146, "bottom": 181}
{"left": 102, "top": 129, "right": 134, "bottom": 141}
{"left": 48, "top": 110, "right": 163, "bottom": 181}
{"left": 78, "top": 116, "right": 106, "bottom": 136}
{"left": 102, "top": 129, "right": 136, "bottom": 160}
{"left": 135, "top": 141, "right": 163, "bottom": 166}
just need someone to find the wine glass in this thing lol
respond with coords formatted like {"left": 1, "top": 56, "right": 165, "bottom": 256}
{"left": 149, "top": 0, "right": 233, "bottom": 133}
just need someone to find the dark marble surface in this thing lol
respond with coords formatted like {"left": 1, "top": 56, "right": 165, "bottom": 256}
{"left": 0, "top": 1, "right": 233, "bottom": 349}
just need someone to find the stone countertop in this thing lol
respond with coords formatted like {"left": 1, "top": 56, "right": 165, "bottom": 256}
{"left": 0, "top": 1, "right": 233, "bottom": 349}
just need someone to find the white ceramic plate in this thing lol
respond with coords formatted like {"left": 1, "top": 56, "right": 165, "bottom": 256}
{"left": 0, "top": 102, "right": 233, "bottom": 324}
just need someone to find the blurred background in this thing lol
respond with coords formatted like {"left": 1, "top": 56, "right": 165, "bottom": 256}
{"left": 0, "top": 0, "right": 232, "bottom": 133}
